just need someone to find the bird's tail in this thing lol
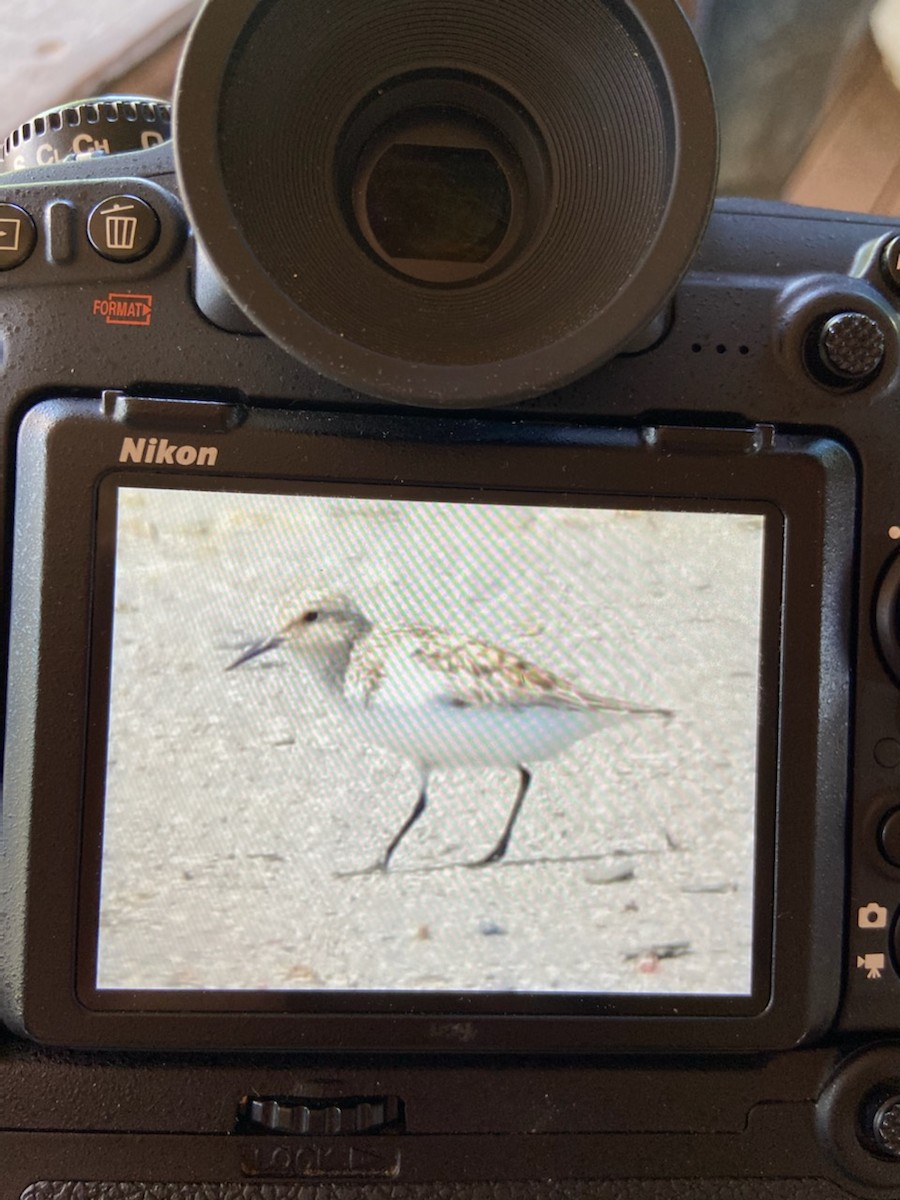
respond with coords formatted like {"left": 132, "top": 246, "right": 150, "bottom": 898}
{"left": 583, "top": 694, "right": 674, "bottom": 720}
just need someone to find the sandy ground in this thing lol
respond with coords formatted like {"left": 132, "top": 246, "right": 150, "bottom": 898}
{"left": 95, "top": 486, "right": 765, "bottom": 999}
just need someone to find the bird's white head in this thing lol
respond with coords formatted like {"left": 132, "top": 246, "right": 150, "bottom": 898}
{"left": 227, "top": 593, "right": 370, "bottom": 672}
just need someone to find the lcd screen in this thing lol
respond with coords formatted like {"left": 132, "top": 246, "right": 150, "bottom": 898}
{"left": 91, "top": 484, "right": 768, "bottom": 1001}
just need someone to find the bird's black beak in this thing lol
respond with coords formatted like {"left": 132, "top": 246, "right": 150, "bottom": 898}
{"left": 226, "top": 635, "right": 284, "bottom": 671}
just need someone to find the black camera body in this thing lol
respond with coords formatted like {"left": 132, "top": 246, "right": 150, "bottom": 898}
{"left": 5, "top": 0, "right": 900, "bottom": 1194}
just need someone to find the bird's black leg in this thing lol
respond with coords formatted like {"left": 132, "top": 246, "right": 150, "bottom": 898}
{"left": 473, "top": 766, "right": 532, "bottom": 866}
{"left": 374, "top": 770, "right": 430, "bottom": 871}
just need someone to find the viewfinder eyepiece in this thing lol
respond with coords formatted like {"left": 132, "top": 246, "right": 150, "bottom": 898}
{"left": 175, "top": 0, "right": 717, "bottom": 406}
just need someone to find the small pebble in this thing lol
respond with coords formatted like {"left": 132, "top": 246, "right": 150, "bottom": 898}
{"left": 585, "top": 863, "right": 635, "bottom": 885}
{"left": 478, "top": 919, "right": 506, "bottom": 936}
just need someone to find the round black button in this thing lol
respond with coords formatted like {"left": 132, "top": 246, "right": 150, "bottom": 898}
{"left": 880, "top": 808, "right": 900, "bottom": 866}
{"left": 87, "top": 194, "right": 159, "bottom": 262}
{"left": 882, "top": 235, "right": 900, "bottom": 292}
{"left": 875, "top": 554, "right": 900, "bottom": 687}
{"left": 818, "top": 312, "right": 885, "bottom": 381}
{"left": 873, "top": 1095, "right": 900, "bottom": 1158}
{"left": 0, "top": 202, "right": 36, "bottom": 269}
{"left": 876, "top": 739, "right": 900, "bottom": 769}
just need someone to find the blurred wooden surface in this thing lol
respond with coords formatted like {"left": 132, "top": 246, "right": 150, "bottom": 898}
{"left": 785, "top": 27, "right": 900, "bottom": 214}
{"left": 105, "top": 33, "right": 187, "bottom": 104}
{"left": 0, "top": 1, "right": 198, "bottom": 142}
{"left": 696, "top": 0, "right": 876, "bottom": 198}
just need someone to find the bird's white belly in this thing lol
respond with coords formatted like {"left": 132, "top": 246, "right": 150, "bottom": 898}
{"left": 349, "top": 700, "right": 600, "bottom": 769}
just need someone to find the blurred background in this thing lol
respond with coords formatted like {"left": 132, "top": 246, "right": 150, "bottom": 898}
{"left": 0, "top": 0, "right": 899, "bottom": 214}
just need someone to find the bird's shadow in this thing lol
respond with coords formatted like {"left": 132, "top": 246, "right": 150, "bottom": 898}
{"left": 334, "top": 846, "right": 663, "bottom": 879}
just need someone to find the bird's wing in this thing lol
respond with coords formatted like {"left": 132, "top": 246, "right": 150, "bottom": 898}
{"left": 345, "top": 623, "right": 670, "bottom": 717}
{"left": 410, "top": 631, "right": 656, "bottom": 714}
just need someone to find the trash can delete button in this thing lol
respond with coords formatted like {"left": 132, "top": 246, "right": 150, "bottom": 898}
{"left": 88, "top": 195, "right": 160, "bottom": 262}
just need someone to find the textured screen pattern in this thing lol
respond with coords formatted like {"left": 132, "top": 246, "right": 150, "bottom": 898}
{"left": 96, "top": 489, "right": 765, "bottom": 997}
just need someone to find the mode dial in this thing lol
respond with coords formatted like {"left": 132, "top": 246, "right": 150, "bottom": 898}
{"left": 1, "top": 98, "right": 171, "bottom": 174}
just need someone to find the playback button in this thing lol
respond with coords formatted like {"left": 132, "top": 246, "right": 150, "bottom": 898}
{"left": 0, "top": 203, "right": 36, "bottom": 269}
{"left": 87, "top": 195, "right": 160, "bottom": 262}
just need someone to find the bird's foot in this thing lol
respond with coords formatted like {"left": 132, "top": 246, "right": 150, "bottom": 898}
{"left": 466, "top": 848, "right": 506, "bottom": 868}
{"left": 334, "top": 858, "right": 390, "bottom": 878}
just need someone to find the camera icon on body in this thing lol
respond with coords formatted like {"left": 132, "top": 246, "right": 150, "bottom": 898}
{"left": 857, "top": 902, "right": 890, "bottom": 930}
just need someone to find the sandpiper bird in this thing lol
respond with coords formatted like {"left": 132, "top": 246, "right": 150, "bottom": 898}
{"left": 227, "top": 594, "right": 672, "bottom": 871}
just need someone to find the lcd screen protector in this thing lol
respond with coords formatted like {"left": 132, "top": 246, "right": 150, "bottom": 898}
{"left": 90, "top": 484, "right": 769, "bottom": 1002}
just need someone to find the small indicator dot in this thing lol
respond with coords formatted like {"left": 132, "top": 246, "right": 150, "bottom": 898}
{"left": 890, "top": 526, "right": 900, "bottom": 540}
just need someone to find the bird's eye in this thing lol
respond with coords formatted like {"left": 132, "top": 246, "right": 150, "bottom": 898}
{"left": 303, "top": 611, "right": 319, "bottom": 624}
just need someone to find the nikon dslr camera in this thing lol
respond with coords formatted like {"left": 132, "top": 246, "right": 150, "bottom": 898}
{"left": 3, "top": 0, "right": 900, "bottom": 1195}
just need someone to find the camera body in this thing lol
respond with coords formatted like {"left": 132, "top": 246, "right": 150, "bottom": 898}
{"left": 4, "top": 0, "right": 900, "bottom": 1194}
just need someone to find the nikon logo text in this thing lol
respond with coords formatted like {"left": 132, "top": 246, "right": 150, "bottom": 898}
{"left": 120, "top": 437, "right": 219, "bottom": 467}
